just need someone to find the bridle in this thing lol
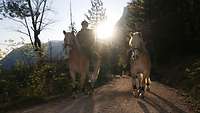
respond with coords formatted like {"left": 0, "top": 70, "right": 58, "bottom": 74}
{"left": 64, "top": 32, "right": 75, "bottom": 48}
{"left": 130, "top": 48, "right": 142, "bottom": 62}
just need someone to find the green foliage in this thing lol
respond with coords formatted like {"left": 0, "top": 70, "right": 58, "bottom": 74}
{"left": 145, "top": 0, "right": 200, "bottom": 63}
{"left": 182, "top": 59, "right": 200, "bottom": 98}
{"left": 124, "top": 0, "right": 200, "bottom": 64}
{"left": 1, "top": 0, "right": 30, "bottom": 18}
{"left": 127, "top": 0, "right": 145, "bottom": 29}
{"left": 0, "top": 62, "right": 30, "bottom": 106}
{"left": 175, "top": 57, "right": 200, "bottom": 112}
{"left": 28, "top": 63, "right": 71, "bottom": 96}
{"left": 0, "top": 60, "right": 71, "bottom": 111}
{"left": 85, "top": 0, "right": 106, "bottom": 28}
{"left": 112, "top": 0, "right": 146, "bottom": 73}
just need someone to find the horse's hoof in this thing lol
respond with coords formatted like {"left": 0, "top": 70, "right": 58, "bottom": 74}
{"left": 88, "top": 91, "right": 94, "bottom": 96}
{"left": 135, "top": 93, "right": 140, "bottom": 98}
{"left": 146, "top": 87, "right": 150, "bottom": 92}
{"left": 139, "top": 92, "right": 143, "bottom": 97}
{"left": 138, "top": 89, "right": 145, "bottom": 98}
{"left": 85, "top": 90, "right": 91, "bottom": 95}
{"left": 133, "top": 90, "right": 140, "bottom": 98}
{"left": 139, "top": 94, "right": 144, "bottom": 99}
{"left": 72, "top": 91, "right": 78, "bottom": 99}
{"left": 72, "top": 94, "right": 77, "bottom": 99}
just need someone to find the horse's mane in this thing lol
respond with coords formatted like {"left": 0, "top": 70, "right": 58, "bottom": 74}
{"left": 64, "top": 31, "right": 81, "bottom": 51}
{"left": 71, "top": 33, "right": 81, "bottom": 50}
{"left": 129, "top": 32, "right": 147, "bottom": 53}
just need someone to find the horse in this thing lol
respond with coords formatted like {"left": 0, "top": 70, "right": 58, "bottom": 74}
{"left": 129, "top": 32, "right": 151, "bottom": 98}
{"left": 63, "top": 30, "right": 101, "bottom": 96}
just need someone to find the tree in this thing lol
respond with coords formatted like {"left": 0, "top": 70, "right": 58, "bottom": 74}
{"left": 144, "top": 0, "right": 200, "bottom": 60}
{"left": 127, "top": 0, "right": 145, "bottom": 32}
{"left": 85, "top": 0, "right": 106, "bottom": 29}
{"left": 0, "top": 0, "right": 53, "bottom": 51}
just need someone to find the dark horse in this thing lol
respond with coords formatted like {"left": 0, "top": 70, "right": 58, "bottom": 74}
{"left": 63, "top": 30, "right": 101, "bottom": 96}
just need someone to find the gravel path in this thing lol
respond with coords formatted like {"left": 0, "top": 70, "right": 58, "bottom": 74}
{"left": 10, "top": 76, "right": 194, "bottom": 113}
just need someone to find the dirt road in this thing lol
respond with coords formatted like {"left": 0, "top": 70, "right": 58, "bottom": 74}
{"left": 11, "top": 76, "right": 194, "bottom": 113}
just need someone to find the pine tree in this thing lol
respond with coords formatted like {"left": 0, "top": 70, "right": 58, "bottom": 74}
{"left": 85, "top": 0, "right": 106, "bottom": 29}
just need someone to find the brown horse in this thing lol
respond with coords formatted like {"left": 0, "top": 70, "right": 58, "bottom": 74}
{"left": 129, "top": 32, "right": 151, "bottom": 98}
{"left": 63, "top": 30, "right": 101, "bottom": 95}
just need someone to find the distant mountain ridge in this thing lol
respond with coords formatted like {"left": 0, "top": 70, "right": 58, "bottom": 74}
{"left": 0, "top": 44, "right": 37, "bottom": 69}
{"left": 0, "top": 40, "right": 66, "bottom": 69}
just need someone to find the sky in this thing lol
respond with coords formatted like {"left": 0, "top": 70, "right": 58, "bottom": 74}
{"left": 0, "top": 0, "right": 130, "bottom": 51}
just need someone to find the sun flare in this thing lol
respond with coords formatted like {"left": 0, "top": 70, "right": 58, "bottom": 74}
{"left": 96, "top": 22, "right": 114, "bottom": 41}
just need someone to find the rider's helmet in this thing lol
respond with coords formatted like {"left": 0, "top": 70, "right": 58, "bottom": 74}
{"left": 81, "top": 20, "right": 89, "bottom": 28}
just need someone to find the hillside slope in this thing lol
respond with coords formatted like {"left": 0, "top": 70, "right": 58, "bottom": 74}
{"left": 0, "top": 41, "right": 65, "bottom": 69}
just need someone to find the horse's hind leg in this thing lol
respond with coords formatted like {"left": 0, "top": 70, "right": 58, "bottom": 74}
{"left": 70, "top": 70, "right": 77, "bottom": 98}
{"left": 146, "top": 77, "right": 151, "bottom": 91}
{"left": 138, "top": 73, "right": 145, "bottom": 98}
{"left": 80, "top": 72, "right": 86, "bottom": 92}
{"left": 131, "top": 72, "right": 140, "bottom": 89}
{"left": 131, "top": 73, "right": 140, "bottom": 97}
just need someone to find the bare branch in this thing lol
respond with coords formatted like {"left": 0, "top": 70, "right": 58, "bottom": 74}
{"left": 32, "top": 0, "right": 38, "bottom": 8}
{"left": 4, "top": 15, "right": 27, "bottom": 27}
{"left": 27, "top": 0, "right": 36, "bottom": 29}
{"left": 16, "top": 29, "right": 29, "bottom": 36}
{"left": 45, "top": 7, "right": 55, "bottom": 13}
{"left": 38, "top": 0, "right": 47, "bottom": 31}
{"left": 38, "top": 0, "right": 45, "bottom": 9}
{"left": 35, "top": 0, "right": 45, "bottom": 24}
{"left": 40, "top": 20, "right": 55, "bottom": 31}
{"left": 24, "top": 17, "right": 34, "bottom": 48}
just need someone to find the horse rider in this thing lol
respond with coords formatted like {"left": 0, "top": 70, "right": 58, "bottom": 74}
{"left": 76, "top": 20, "right": 96, "bottom": 71}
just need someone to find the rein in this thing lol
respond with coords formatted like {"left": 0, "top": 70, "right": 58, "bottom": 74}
{"left": 130, "top": 48, "right": 142, "bottom": 62}
{"left": 64, "top": 32, "right": 76, "bottom": 48}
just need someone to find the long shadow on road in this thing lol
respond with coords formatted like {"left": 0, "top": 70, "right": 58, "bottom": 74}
{"left": 60, "top": 95, "right": 94, "bottom": 113}
{"left": 149, "top": 91, "right": 187, "bottom": 113}
{"left": 142, "top": 95, "right": 169, "bottom": 113}
{"left": 137, "top": 101, "right": 151, "bottom": 113}
{"left": 137, "top": 91, "right": 187, "bottom": 113}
